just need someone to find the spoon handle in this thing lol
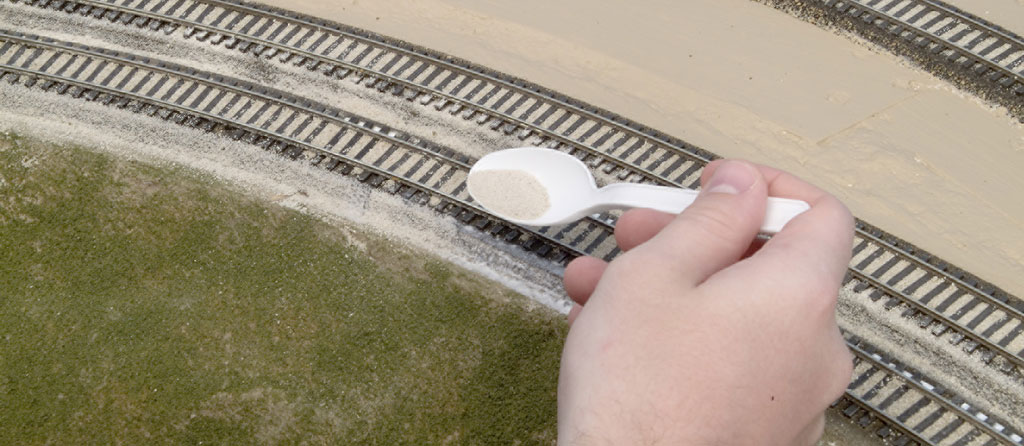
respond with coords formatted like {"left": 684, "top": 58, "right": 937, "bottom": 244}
{"left": 596, "top": 183, "right": 810, "bottom": 234}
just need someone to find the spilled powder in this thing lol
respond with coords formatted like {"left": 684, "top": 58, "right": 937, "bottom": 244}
{"left": 468, "top": 169, "right": 550, "bottom": 220}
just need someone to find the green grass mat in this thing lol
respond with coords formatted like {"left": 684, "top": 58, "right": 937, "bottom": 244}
{"left": 0, "top": 132, "right": 565, "bottom": 445}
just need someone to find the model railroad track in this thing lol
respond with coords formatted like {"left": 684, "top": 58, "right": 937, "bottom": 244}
{"left": 0, "top": 30, "right": 625, "bottom": 264}
{"left": 10, "top": 0, "right": 1024, "bottom": 377}
{"left": 841, "top": 334, "right": 1022, "bottom": 445}
{"left": 848, "top": 221, "right": 1024, "bottom": 377}
{"left": 3, "top": 1, "right": 1024, "bottom": 444}
{"left": 5, "top": 0, "right": 716, "bottom": 189}
{"left": 827, "top": 0, "right": 1024, "bottom": 93}
{"left": 784, "top": 0, "right": 1024, "bottom": 119}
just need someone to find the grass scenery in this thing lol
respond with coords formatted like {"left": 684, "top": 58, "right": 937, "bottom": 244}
{"left": 0, "top": 132, "right": 565, "bottom": 444}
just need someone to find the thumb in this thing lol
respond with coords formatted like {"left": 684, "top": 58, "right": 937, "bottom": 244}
{"left": 639, "top": 160, "right": 767, "bottom": 285}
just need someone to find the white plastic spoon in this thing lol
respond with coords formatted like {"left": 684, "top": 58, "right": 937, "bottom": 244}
{"left": 467, "top": 147, "right": 809, "bottom": 233}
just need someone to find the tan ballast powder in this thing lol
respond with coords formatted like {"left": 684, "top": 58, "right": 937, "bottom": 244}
{"left": 468, "top": 169, "right": 550, "bottom": 221}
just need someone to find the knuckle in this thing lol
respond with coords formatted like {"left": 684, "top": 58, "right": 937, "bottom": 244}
{"left": 605, "top": 250, "right": 649, "bottom": 277}
{"left": 603, "top": 249, "right": 670, "bottom": 289}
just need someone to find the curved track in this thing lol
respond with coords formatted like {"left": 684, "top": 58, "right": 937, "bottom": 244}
{"left": 841, "top": 334, "right": 1020, "bottom": 445}
{"left": 767, "top": 0, "right": 1024, "bottom": 121}
{"left": 2, "top": 1, "right": 1022, "bottom": 444}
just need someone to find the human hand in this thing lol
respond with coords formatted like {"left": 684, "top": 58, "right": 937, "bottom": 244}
{"left": 558, "top": 160, "right": 854, "bottom": 445}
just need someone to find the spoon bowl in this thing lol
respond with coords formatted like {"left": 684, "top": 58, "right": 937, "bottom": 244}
{"left": 469, "top": 147, "right": 599, "bottom": 225}
{"left": 468, "top": 147, "right": 809, "bottom": 233}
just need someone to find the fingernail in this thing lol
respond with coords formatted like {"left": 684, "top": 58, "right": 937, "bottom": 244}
{"left": 704, "top": 160, "right": 756, "bottom": 195}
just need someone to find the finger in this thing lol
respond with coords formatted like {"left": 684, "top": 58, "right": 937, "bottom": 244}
{"left": 614, "top": 208, "right": 676, "bottom": 252}
{"left": 749, "top": 168, "right": 855, "bottom": 289}
{"left": 563, "top": 256, "right": 608, "bottom": 306}
{"left": 617, "top": 207, "right": 765, "bottom": 261}
{"left": 698, "top": 158, "right": 726, "bottom": 186}
{"left": 613, "top": 159, "right": 727, "bottom": 252}
{"left": 704, "top": 163, "right": 770, "bottom": 260}
{"left": 637, "top": 160, "right": 768, "bottom": 285}
{"left": 703, "top": 162, "right": 853, "bottom": 286}
{"left": 567, "top": 303, "right": 582, "bottom": 326}
{"left": 740, "top": 236, "right": 768, "bottom": 260}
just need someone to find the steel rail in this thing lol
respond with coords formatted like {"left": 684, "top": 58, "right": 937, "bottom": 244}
{"left": 920, "top": 0, "right": 1024, "bottom": 46}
